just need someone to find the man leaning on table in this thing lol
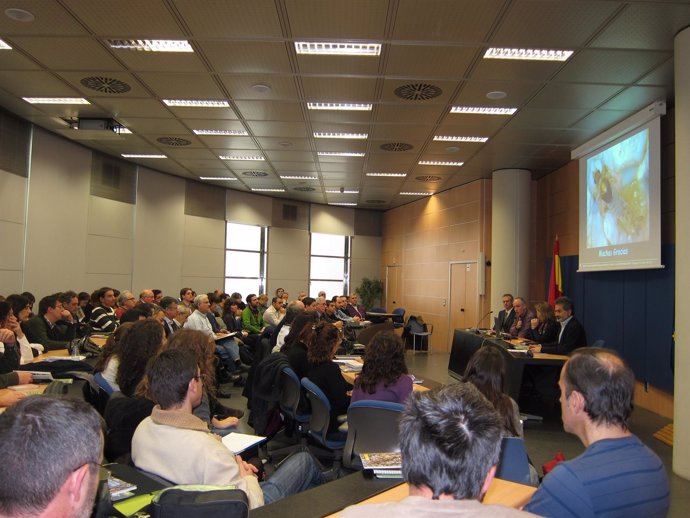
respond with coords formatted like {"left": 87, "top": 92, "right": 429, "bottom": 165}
{"left": 527, "top": 296, "right": 587, "bottom": 355}
{"left": 525, "top": 347, "right": 669, "bottom": 517}
{"left": 339, "top": 383, "right": 537, "bottom": 518}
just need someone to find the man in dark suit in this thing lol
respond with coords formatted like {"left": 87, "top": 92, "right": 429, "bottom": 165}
{"left": 160, "top": 296, "right": 181, "bottom": 338}
{"left": 22, "top": 294, "right": 76, "bottom": 351}
{"left": 493, "top": 293, "right": 515, "bottom": 333}
{"left": 530, "top": 296, "right": 587, "bottom": 355}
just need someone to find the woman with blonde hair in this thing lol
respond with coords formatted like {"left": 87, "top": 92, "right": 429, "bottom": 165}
{"left": 525, "top": 301, "right": 559, "bottom": 344}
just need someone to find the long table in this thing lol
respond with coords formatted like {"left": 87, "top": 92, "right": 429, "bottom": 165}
{"left": 448, "top": 329, "right": 567, "bottom": 401}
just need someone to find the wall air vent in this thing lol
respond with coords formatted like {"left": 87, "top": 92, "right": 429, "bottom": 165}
{"left": 80, "top": 76, "right": 131, "bottom": 94}
{"left": 380, "top": 142, "right": 413, "bottom": 152}
{"left": 394, "top": 83, "right": 442, "bottom": 101}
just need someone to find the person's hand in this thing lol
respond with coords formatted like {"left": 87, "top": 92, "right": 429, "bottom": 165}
{"left": 60, "top": 309, "right": 72, "bottom": 321}
{"left": 334, "top": 321, "right": 343, "bottom": 330}
{"left": 528, "top": 344, "right": 542, "bottom": 353}
{"left": 241, "top": 330, "right": 248, "bottom": 337}
{"left": 212, "top": 416, "right": 239, "bottom": 429}
{"left": 515, "top": 318, "right": 522, "bottom": 330}
{"left": 236, "top": 455, "right": 258, "bottom": 478}
{"left": 6, "top": 315, "right": 25, "bottom": 339}
{"left": 17, "top": 371, "right": 33, "bottom": 384}
{"left": 0, "top": 389, "right": 24, "bottom": 408}
{"left": 353, "top": 316, "right": 361, "bottom": 322}
{"left": 0, "top": 328, "right": 16, "bottom": 344}
{"left": 530, "top": 318, "right": 539, "bottom": 329}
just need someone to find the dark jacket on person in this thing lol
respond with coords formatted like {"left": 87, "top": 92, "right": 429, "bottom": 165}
{"left": 22, "top": 315, "right": 76, "bottom": 351}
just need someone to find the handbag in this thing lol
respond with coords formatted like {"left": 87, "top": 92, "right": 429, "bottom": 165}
{"left": 150, "top": 485, "right": 249, "bottom": 518}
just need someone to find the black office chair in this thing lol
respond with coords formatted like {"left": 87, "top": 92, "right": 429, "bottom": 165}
{"left": 301, "top": 377, "right": 347, "bottom": 471}
{"left": 367, "top": 307, "right": 387, "bottom": 324}
{"left": 391, "top": 308, "right": 406, "bottom": 329}
{"left": 496, "top": 437, "right": 532, "bottom": 485}
{"left": 267, "top": 367, "right": 312, "bottom": 462}
{"left": 343, "top": 400, "right": 405, "bottom": 470}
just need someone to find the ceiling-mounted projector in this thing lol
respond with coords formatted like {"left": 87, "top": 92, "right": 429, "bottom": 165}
{"left": 77, "top": 118, "right": 118, "bottom": 131}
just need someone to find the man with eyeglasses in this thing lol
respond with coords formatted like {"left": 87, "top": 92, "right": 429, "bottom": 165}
{"left": 22, "top": 293, "right": 77, "bottom": 351}
{"left": 132, "top": 348, "right": 324, "bottom": 509}
{"left": 0, "top": 396, "right": 104, "bottom": 518}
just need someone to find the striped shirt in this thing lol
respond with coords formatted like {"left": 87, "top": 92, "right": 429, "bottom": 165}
{"left": 525, "top": 435, "right": 669, "bottom": 518}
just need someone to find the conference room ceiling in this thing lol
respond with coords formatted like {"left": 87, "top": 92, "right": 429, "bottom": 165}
{"left": 0, "top": 0, "right": 683, "bottom": 210}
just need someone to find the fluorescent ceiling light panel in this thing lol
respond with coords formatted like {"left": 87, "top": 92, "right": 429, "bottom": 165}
{"left": 484, "top": 47, "right": 573, "bottom": 61}
{"left": 317, "top": 151, "right": 365, "bottom": 157}
{"left": 329, "top": 202, "right": 357, "bottom": 206}
{"left": 200, "top": 177, "right": 237, "bottom": 181}
{"left": 326, "top": 189, "right": 359, "bottom": 194}
{"left": 307, "top": 102, "right": 372, "bottom": 111}
{"left": 163, "top": 99, "right": 229, "bottom": 107}
{"left": 23, "top": 97, "right": 89, "bottom": 104}
{"left": 295, "top": 42, "right": 381, "bottom": 56}
{"left": 121, "top": 154, "right": 166, "bottom": 158}
{"left": 107, "top": 39, "right": 193, "bottom": 52}
{"left": 0, "top": 39, "right": 12, "bottom": 50}
{"left": 418, "top": 160, "right": 464, "bottom": 166}
{"left": 313, "top": 132, "right": 368, "bottom": 139}
{"left": 252, "top": 188, "right": 285, "bottom": 192}
{"left": 280, "top": 175, "right": 318, "bottom": 180}
{"left": 193, "top": 129, "right": 248, "bottom": 136}
{"left": 401, "top": 192, "right": 433, "bottom": 196}
{"left": 433, "top": 135, "right": 488, "bottom": 143}
{"left": 450, "top": 106, "right": 517, "bottom": 115}
{"left": 114, "top": 127, "right": 132, "bottom": 134}
{"left": 219, "top": 155, "right": 264, "bottom": 161}
{"left": 366, "top": 172, "right": 406, "bottom": 177}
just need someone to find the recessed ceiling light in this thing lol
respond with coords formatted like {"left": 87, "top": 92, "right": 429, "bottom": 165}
{"left": 107, "top": 39, "right": 193, "bottom": 52}
{"left": 318, "top": 151, "right": 365, "bottom": 157}
{"left": 450, "top": 106, "right": 517, "bottom": 115}
{"left": 326, "top": 189, "right": 359, "bottom": 194}
{"left": 484, "top": 47, "right": 573, "bottom": 61}
{"left": 280, "top": 175, "right": 318, "bottom": 180}
{"left": 401, "top": 192, "right": 433, "bottom": 196}
{"left": 219, "top": 155, "right": 264, "bottom": 161}
{"left": 486, "top": 90, "right": 507, "bottom": 100}
{"left": 200, "top": 177, "right": 238, "bottom": 181}
{"left": 251, "top": 83, "right": 272, "bottom": 93}
{"left": 193, "top": 129, "right": 248, "bottom": 136}
{"left": 433, "top": 135, "right": 488, "bottom": 143}
{"left": 163, "top": 99, "right": 229, "bottom": 107}
{"left": 418, "top": 160, "right": 464, "bottom": 166}
{"left": 0, "top": 39, "right": 12, "bottom": 49}
{"left": 329, "top": 202, "right": 358, "bottom": 206}
{"left": 313, "top": 132, "right": 368, "bottom": 139}
{"left": 295, "top": 42, "right": 381, "bottom": 56}
{"left": 366, "top": 172, "right": 407, "bottom": 177}
{"left": 252, "top": 188, "right": 285, "bottom": 192}
{"left": 23, "top": 97, "right": 90, "bottom": 104}
{"left": 307, "top": 102, "right": 372, "bottom": 111}
{"left": 5, "top": 8, "right": 35, "bottom": 22}
{"left": 121, "top": 154, "right": 166, "bottom": 159}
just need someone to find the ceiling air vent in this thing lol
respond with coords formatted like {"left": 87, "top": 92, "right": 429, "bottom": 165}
{"left": 242, "top": 171, "right": 269, "bottom": 177}
{"left": 157, "top": 137, "right": 191, "bottom": 146}
{"left": 394, "top": 83, "right": 442, "bottom": 101}
{"left": 380, "top": 142, "right": 413, "bottom": 152}
{"left": 80, "top": 76, "right": 131, "bottom": 94}
{"left": 294, "top": 186, "right": 315, "bottom": 192}
{"left": 415, "top": 175, "right": 442, "bottom": 182}
{"left": 365, "top": 199, "right": 386, "bottom": 204}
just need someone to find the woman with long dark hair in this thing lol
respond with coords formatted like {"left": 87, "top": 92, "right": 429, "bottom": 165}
{"left": 351, "top": 331, "right": 412, "bottom": 404}
{"left": 463, "top": 346, "right": 522, "bottom": 437}
{"left": 281, "top": 312, "right": 316, "bottom": 379}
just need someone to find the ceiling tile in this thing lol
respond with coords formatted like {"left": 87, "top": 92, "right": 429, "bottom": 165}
{"left": 285, "top": 0, "right": 389, "bottom": 39}
{"left": 173, "top": 0, "right": 283, "bottom": 38}
{"left": 199, "top": 41, "right": 292, "bottom": 74}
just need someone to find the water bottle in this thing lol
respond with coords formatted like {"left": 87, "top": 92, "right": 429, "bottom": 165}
{"left": 70, "top": 339, "right": 80, "bottom": 359}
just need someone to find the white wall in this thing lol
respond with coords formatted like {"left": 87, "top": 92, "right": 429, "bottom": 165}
{"left": 0, "top": 169, "right": 27, "bottom": 292}
{"left": 351, "top": 235, "right": 382, "bottom": 294}
{"left": 266, "top": 227, "right": 310, "bottom": 298}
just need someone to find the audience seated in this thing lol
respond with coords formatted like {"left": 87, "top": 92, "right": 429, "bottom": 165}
{"left": 345, "top": 293, "right": 365, "bottom": 319}
{"left": 306, "top": 322, "right": 350, "bottom": 435}
{"left": 0, "top": 299, "right": 38, "bottom": 363}
{"left": 263, "top": 296, "right": 285, "bottom": 327}
{"left": 280, "top": 312, "right": 316, "bottom": 378}
{"left": 339, "top": 383, "right": 536, "bottom": 517}
{"left": 0, "top": 302, "right": 34, "bottom": 392}
{"left": 93, "top": 322, "right": 134, "bottom": 393}
{"left": 139, "top": 289, "right": 155, "bottom": 305}
{"left": 272, "top": 302, "right": 305, "bottom": 352}
{"left": 160, "top": 296, "right": 181, "bottom": 338}
{"left": 177, "top": 287, "right": 195, "bottom": 324}
{"left": 242, "top": 293, "right": 265, "bottom": 347}
{"left": 115, "top": 290, "right": 136, "bottom": 319}
{"left": 0, "top": 396, "right": 104, "bottom": 518}
{"left": 22, "top": 293, "right": 77, "bottom": 351}
{"left": 525, "top": 347, "right": 669, "bottom": 517}
{"left": 88, "top": 287, "right": 119, "bottom": 333}
{"left": 103, "top": 318, "right": 163, "bottom": 461}
{"left": 351, "top": 330, "right": 412, "bottom": 404}
{"left": 132, "top": 348, "right": 324, "bottom": 509}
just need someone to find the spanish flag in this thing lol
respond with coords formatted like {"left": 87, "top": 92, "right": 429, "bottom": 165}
{"left": 548, "top": 236, "right": 563, "bottom": 306}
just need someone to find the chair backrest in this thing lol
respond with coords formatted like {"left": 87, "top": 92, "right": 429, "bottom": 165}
{"left": 406, "top": 315, "right": 426, "bottom": 334}
{"left": 343, "top": 400, "right": 405, "bottom": 469}
{"left": 496, "top": 437, "right": 531, "bottom": 485}
{"left": 279, "top": 367, "right": 309, "bottom": 422}
{"left": 94, "top": 371, "right": 114, "bottom": 395}
{"left": 355, "top": 322, "right": 394, "bottom": 347}
{"left": 591, "top": 339, "right": 605, "bottom": 348}
{"left": 391, "top": 308, "right": 406, "bottom": 325}
{"left": 300, "top": 377, "right": 332, "bottom": 443}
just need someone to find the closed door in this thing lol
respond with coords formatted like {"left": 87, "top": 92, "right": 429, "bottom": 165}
{"left": 448, "top": 262, "right": 479, "bottom": 349}
{"left": 386, "top": 265, "right": 402, "bottom": 311}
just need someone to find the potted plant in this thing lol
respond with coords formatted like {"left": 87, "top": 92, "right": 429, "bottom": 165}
{"left": 355, "top": 277, "right": 384, "bottom": 309}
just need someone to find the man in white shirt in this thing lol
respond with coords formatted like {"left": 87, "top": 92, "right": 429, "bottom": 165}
{"left": 262, "top": 297, "right": 285, "bottom": 327}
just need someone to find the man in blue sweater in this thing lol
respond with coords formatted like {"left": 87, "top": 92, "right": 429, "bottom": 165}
{"left": 525, "top": 347, "right": 669, "bottom": 517}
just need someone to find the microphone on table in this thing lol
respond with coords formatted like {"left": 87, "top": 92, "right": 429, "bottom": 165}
{"left": 469, "top": 310, "right": 493, "bottom": 334}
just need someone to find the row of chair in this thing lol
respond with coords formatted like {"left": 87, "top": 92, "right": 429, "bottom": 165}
{"left": 276, "top": 366, "right": 531, "bottom": 482}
